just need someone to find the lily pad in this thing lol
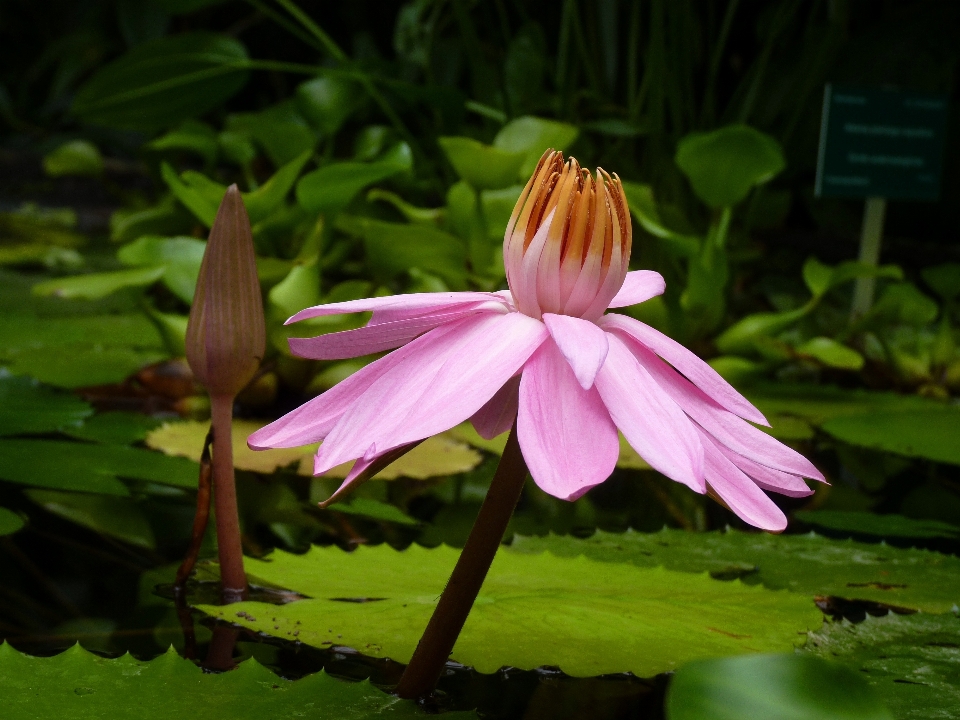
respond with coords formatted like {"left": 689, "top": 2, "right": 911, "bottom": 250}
{"left": 0, "top": 439, "right": 198, "bottom": 495}
{"left": 5, "top": 345, "right": 167, "bottom": 389}
{"left": 803, "top": 613, "right": 960, "bottom": 720}
{"left": 0, "top": 507, "right": 24, "bottom": 536}
{"left": 509, "top": 528, "right": 960, "bottom": 613}
{"left": 0, "top": 643, "right": 463, "bottom": 720}
{"left": 25, "top": 490, "right": 156, "bottom": 549}
{"left": 326, "top": 497, "right": 420, "bottom": 526}
{"left": 795, "top": 511, "right": 960, "bottom": 541}
{"left": 197, "top": 544, "right": 821, "bottom": 678}
{"left": 667, "top": 653, "right": 892, "bottom": 720}
{"left": 65, "top": 412, "right": 165, "bottom": 445}
{"left": 0, "top": 376, "right": 92, "bottom": 436}
{"left": 821, "top": 409, "right": 960, "bottom": 465}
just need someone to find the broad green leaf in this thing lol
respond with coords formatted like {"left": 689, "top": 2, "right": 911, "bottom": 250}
{"left": 226, "top": 102, "right": 316, "bottom": 167}
{"left": 335, "top": 215, "right": 467, "bottom": 289}
{"left": 866, "top": 283, "right": 938, "bottom": 326}
{"left": 110, "top": 197, "right": 187, "bottom": 244}
{"left": 493, "top": 116, "right": 579, "bottom": 177}
{"left": 667, "top": 654, "right": 892, "bottom": 720}
{"left": 268, "top": 259, "right": 320, "bottom": 322}
{"left": 367, "top": 189, "right": 444, "bottom": 225}
{"left": 72, "top": 32, "right": 249, "bottom": 132}
{"left": 802, "top": 258, "right": 903, "bottom": 298}
{"left": 0, "top": 644, "right": 460, "bottom": 720}
{"left": 822, "top": 408, "right": 960, "bottom": 465}
{"left": 197, "top": 544, "right": 820, "bottom": 677}
{"left": 147, "top": 120, "right": 219, "bottom": 164}
{"left": 297, "top": 143, "right": 412, "bottom": 216}
{"left": 162, "top": 151, "right": 310, "bottom": 227}
{"left": 715, "top": 305, "right": 810, "bottom": 354}
{"left": 480, "top": 185, "right": 523, "bottom": 241}
{"left": 42, "top": 140, "right": 103, "bottom": 178}
{"left": 803, "top": 613, "right": 960, "bottom": 720}
{"left": 25, "top": 489, "right": 156, "bottom": 549}
{"left": 921, "top": 263, "right": 960, "bottom": 302}
{"left": 510, "top": 528, "right": 960, "bottom": 613}
{"left": 64, "top": 412, "right": 164, "bottom": 445}
{"left": 32, "top": 266, "right": 166, "bottom": 300}
{"left": 620, "top": 182, "right": 701, "bottom": 256}
{"left": 0, "top": 376, "right": 91, "bottom": 436}
{"left": 0, "top": 439, "right": 198, "bottom": 494}
{"left": 218, "top": 130, "right": 256, "bottom": 166}
{"left": 296, "top": 75, "right": 365, "bottom": 136}
{"left": 796, "top": 337, "right": 864, "bottom": 370}
{"left": 315, "top": 434, "right": 482, "bottom": 481}
{"left": 437, "top": 137, "right": 526, "bottom": 191}
{"left": 802, "top": 257, "right": 835, "bottom": 298}
{"left": 327, "top": 497, "right": 419, "bottom": 526}
{"left": 0, "top": 244, "right": 82, "bottom": 269}
{"left": 675, "top": 125, "right": 785, "bottom": 208}
{"left": 0, "top": 314, "right": 163, "bottom": 355}
{"left": 5, "top": 346, "right": 166, "bottom": 389}
{"left": 795, "top": 510, "right": 960, "bottom": 540}
{"left": 117, "top": 235, "right": 205, "bottom": 303}
{"left": 762, "top": 414, "right": 815, "bottom": 441}
{"left": 445, "top": 180, "right": 489, "bottom": 272}
{"left": 0, "top": 508, "right": 24, "bottom": 536}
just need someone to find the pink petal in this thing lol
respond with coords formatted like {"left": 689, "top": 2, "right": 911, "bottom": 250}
{"left": 286, "top": 291, "right": 503, "bottom": 325}
{"left": 313, "top": 312, "right": 548, "bottom": 473}
{"left": 606, "top": 270, "right": 666, "bottom": 308}
{"left": 627, "top": 343, "right": 824, "bottom": 481}
{"left": 369, "top": 299, "right": 508, "bottom": 326}
{"left": 289, "top": 303, "right": 501, "bottom": 360}
{"left": 317, "top": 441, "right": 423, "bottom": 507}
{"left": 700, "top": 431, "right": 788, "bottom": 532}
{"left": 471, "top": 375, "right": 521, "bottom": 440}
{"left": 717, "top": 445, "right": 816, "bottom": 498}
{"left": 600, "top": 314, "right": 768, "bottom": 425}
{"left": 543, "top": 314, "right": 609, "bottom": 389}
{"left": 518, "top": 340, "right": 619, "bottom": 501}
{"left": 595, "top": 334, "right": 705, "bottom": 492}
{"left": 514, "top": 208, "right": 556, "bottom": 318}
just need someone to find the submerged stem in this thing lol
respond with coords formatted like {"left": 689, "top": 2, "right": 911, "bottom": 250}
{"left": 174, "top": 426, "right": 213, "bottom": 590}
{"left": 209, "top": 394, "right": 247, "bottom": 602}
{"left": 394, "top": 423, "right": 528, "bottom": 699}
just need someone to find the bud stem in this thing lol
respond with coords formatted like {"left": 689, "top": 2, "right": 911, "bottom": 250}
{"left": 394, "top": 423, "right": 528, "bottom": 699}
{"left": 210, "top": 393, "right": 248, "bottom": 602}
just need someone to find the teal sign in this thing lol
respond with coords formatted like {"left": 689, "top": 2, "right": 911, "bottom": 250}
{"left": 815, "top": 84, "right": 949, "bottom": 201}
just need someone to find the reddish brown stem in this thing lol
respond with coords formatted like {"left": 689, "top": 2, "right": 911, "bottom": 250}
{"left": 394, "top": 423, "right": 528, "bottom": 699}
{"left": 210, "top": 394, "right": 247, "bottom": 602}
{"left": 174, "top": 426, "right": 214, "bottom": 590}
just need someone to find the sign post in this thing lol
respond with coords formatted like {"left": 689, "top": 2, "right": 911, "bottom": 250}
{"left": 814, "top": 84, "right": 948, "bottom": 320}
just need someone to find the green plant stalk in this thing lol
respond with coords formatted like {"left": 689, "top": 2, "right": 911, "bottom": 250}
{"left": 394, "top": 424, "right": 528, "bottom": 699}
{"left": 210, "top": 394, "right": 247, "bottom": 602}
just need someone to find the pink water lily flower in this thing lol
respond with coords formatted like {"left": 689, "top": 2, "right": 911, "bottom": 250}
{"left": 249, "top": 150, "right": 824, "bottom": 532}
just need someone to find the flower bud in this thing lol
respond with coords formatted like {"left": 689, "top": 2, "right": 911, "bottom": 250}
{"left": 504, "top": 150, "right": 631, "bottom": 321}
{"left": 186, "top": 185, "right": 265, "bottom": 397}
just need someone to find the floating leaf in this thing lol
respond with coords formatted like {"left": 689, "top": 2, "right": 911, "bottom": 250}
{"left": 25, "top": 490, "right": 156, "bottom": 549}
{"left": 510, "top": 528, "right": 960, "bottom": 613}
{"left": 0, "top": 508, "right": 24, "bottom": 536}
{"left": 42, "top": 140, "right": 104, "bottom": 178}
{"left": 5, "top": 346, "right": 166, "bottom": 389}
{"left": 0, "top": 439, "right": 198, "bottom": 495}
{"left": 0, "top": 376, "right": 91, "bottom": 436}
{"left": 492, "top": 116, "right": 579, "bottom": 177}
{"left": 437, "top": 137, "right": 526, "bottom": 191}
{"left": 0, "top": 644, "right": 461, "bottom": 720}
{"left": 296, "top": 143, "right": 412, "bottom": 215}
{"left": 803, "top": 613, "right": 960, "bottom": 720}
{"left": 675, "top": 125, "right": 785, "bottom": 208}
{"left": 72, "top": 32, "right": 249, "bottom": 132}
{"left": 667, "top": 653, "right": 892, "bottom": 720}
{"left": 309, "top": 434, "right": 482, "bottom": 480}
{"left": 32, "top": 267, "right": 166, "bottom": 300}
{"left": 64, "top": 412, "right": 164, "bottom": 445}
{"left": 795, "top": 510, "right": 960, "bottom": 541}
{"left": 822, "top": 408, "right": 960, "bottom": 465}
{"left": 198, "top": 544, "right": 820, "bottom": 678}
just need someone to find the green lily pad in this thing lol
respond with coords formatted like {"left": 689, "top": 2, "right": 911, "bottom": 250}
{"left": 0, "top": 376, "right": 92, "bottom": 436}
{"left": 25, "top": 490, "right": 156, "bottom": 549}
{"left": 32, "top": 266, "right": 167, "bottom": 300}
{"left": 326, "top": 497, "right": 420, "bottom": 526}
{"left": 803, "top": 613, "right": 960, "bottom": 720}
{"left": 795, "top": 511, "right": 960, "bottom": 541}
{"left": 821, "top": 409, "right": 960, "bottom": 465}
{"left": 0, "top": 643, "right": 464, "bottom": 720}
{"left": 197, "top": 544, "right": 821, "bottom": 678}
{"left": 64, "top": 412, "right": 164, "bottom": 445}
{"left": 667, "top": 653, "right": 892, "bottom": 720}
{"left": 509, "top": 528, "right": 960, "bottom": 613}
{"left": 5, "top": 345, "right": 167, "bottom": 389}
{"left": 0, "top": 314, "right": 164, "bottom": 355}
{"left": 0, "top": 439, "right": 198, "bottom": 495}
{"left": 0, "top": 507, "right": 24, "bottom": 536}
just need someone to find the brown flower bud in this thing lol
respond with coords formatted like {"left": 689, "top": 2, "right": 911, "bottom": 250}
{"left": 186, "top": 185, "right": 265, "bottom": 397}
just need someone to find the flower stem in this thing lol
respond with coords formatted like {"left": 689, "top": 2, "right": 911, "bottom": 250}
{"left": 394, "top": 423, "right": 528, "bottom": 699}
{"left": 209, "top": 394, "right": 247, "bottom": 602}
